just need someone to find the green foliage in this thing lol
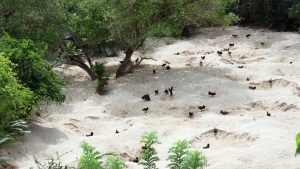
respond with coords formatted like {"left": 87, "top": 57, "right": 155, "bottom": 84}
{"left": 180, "top": 150, "right": 208, "bottom": 169}
{"left": 31, "top": 151, "right": 75, "bottom": 169}
{"left": 167, "top": 140, "right": 192, "bottom": 169}
{"left": 0, "top": 33, "right": 67, "bottom": 105}
{"left": 43, "top": 50, "right": 68, "bottom": 69}
{"left": 0, "top": 54, "right": 35, "bottom": 121}
{"left": 78, "top": 141, "right": 115, "bottom": 169}
{"left": 0, "top": 133, "right": 22, "bottom": 149}
{"left": 296, "top": 132, "right": 300, "bottom": 157}
{"left": 92, "top": 62, "right": 110, "bottom": 95}
{"left": 104, "top": 156, "right": 128, "bottom": 169}
{"left": 139, "top": 131, "right": 161, "bottom": 169}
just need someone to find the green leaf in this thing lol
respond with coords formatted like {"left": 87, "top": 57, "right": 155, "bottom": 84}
{"left": 296, "top": 132, "right": 300, "bottom": 147}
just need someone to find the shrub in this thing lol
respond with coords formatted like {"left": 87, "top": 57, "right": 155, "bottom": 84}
{"left": 180, "top": 150, "right": 208, "bottom": 169}
{"left": 139, "top": 131, "right": 161, "bottom": 169}
{"left": 31, "top": 151, "right": 75, "bottom": 169}
{"left": 296, "top": 132, "right": 300, "bottom": 157}
{"left": 167, "top": 140, "right": 192, "bottom": 169}
{"left": 91, "top": 62, "right": 110, "bottom": 95}
{"left": 104, "top": 156, "right": 128, "bottom": 169}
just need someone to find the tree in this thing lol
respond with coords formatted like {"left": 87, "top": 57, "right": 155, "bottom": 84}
{"left": 180, "top": 150, "right": 208, "bottom": 169}
{"left": 100, "top": 0, "right": 239, "bottom": 78}
{"left": 167, "top": 140, "right": 192, "bottom": 169}
{"left": 139, "top": 131, "right": 161, "bottom": 169}
{"left": 0, "top": 33, "right": 67, "bottom": 105}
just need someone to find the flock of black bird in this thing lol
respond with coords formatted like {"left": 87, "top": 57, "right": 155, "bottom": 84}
{"left": 86, "top": 32, "right": 274, "bottom": 159}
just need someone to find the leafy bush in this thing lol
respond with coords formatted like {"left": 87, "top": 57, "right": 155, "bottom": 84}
{"left": 139, "top": 131, "right": 161, "bottom": 169}
{"left": 0, "top": 33, "right": 67, "bottom": 105}
{"left": 180, "top": 150, "right": 208, "bottom": 169}
{"left": 296, "top": 132, "right": 300, "bottom": 157}
{"left": 104, "top": 156, "right": 128, "bottom": 169}
{"left": 167, "top": 140, "right": 192, "bottom": 169}
{"left": 91, "top": 62, "right": 110, "bottom": 95}
{"left": 31, "top": 151, "right": 75, "bottom": 169}
{"left": 78, "top": 141, "right": 114, "bottom": 169}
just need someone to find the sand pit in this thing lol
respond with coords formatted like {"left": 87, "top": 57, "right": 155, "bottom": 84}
{"left": 2, "top": 26, "right": 300, "bottom": 168}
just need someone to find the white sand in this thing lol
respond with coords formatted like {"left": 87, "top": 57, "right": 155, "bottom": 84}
{"left": 3, "top": 26, "right": 300, "bottom": 169}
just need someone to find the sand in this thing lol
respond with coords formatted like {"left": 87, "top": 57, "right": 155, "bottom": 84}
{"left": 2, "top": 26, "right": 300, "bottom": 169}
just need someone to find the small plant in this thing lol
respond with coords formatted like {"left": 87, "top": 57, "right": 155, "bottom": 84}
{"left": 91, "top": 62, "right": 110, "bottom": 95}
{"left": 31, "top": 151, "right": 75, "bottom": 169}
{"left": 180, "top": 150, "right": 208, "bottom": 169}
{"left": 78, "top": 141, "right": 115, "bottom": 169}
{"left": 104, "top": 156, "right": 128, "bottom": 169}
{"left": 296, "top": 132, "right": 300, "bottom": 157}
{"left": 139, "top": 131, "right": 161, "bottom": 169}
{"left": 167, "top": 140, "right": 192, "bottom": 169}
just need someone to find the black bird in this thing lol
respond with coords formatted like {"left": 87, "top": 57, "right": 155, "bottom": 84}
{"left": 228, "top": 51, "right": 232, "bottom": 55}
{"left": 203, "top": 144, "right": 210, "bottom": 149}
{"left": 246, "top": 77, "right": 250, "bottom": 81}
{"left": 142, "top": 94, "right": 151, "bottom": 101}
{"left": 162, "top": 63, "right": 166, "bottom": 67}
{"left": 290, "top": 62, "right": 293, "bottom": 64}
{"left": 189, "top": 112, "right": 193, "bottom": 117}
{"left": 154, "top": 89, "right": 158, "bottom": 94}
{"left": 238, "top": 65, "right": 243, "bottom": 68}
{"left": 86, "top": 132, "right": 93, "bottom": 137}
{"left": 171, "top": 86, "right": 174, "bottom": 91}
{"left": 142, "top": 107, "right": 149, "bottom": 112}
{"left": 174, "top": 52, "right": 180, "bottom": 55}
{"left": 198, "top": 105, "right": 205, "bottom": 111}
{"left": 269, "top": 78, "right": 272, "bottom": 84}
{"left": 201, "top": 56, "right": 205, "bottom": 60}
{"left": 232, "top": 34, "right": 238, "bottom": 37}
{"left": 133, "top": 157, "right": 139, "bottom": 163}
{"left": 224, "top": 48, "right": 229, "bottom": 51}
{"left": 164, "top": 88, "right": 169, "bottom": 94}
{"left": 166, "top": 65, "right": 171, "bottom": 70}
{"left": 208, "top": 91, "right": 216, "bottom": 97}
{"left": 261, "top": 42, "right": 265, "bottom": 45}
{"left": 249, "top": 86, "right": 256, "bottom": 90}
{"left": 116, "top": 130, "right": 119, "bottom": 134}
{"left": 135, "top": 58, "right": 139, "bottom": 63}
{"left": 214, "top": 127, "right": 218, "bottom": 134}
{"left": 220, "top": 110, "right": 229, "bottom": 115}
{"left": 217, "top": 51, "right": 223, "bottom": 55}
{"left": 229, "top": 43, "right": 234, "bottom": 47}
{"left": 267, "top": 111, "right": 271, "bottom": 116}
{"left": 119, "top": 61, "right": 124, "bottom": 63}
{"left": 168, "top": 88, "right": 173, "bottom": 96}
{"left": 153, "top": 69, "right": 156, "bottom": 74}
{"left": 246, "top": 34, "right": 251, "bottom": 37}
{"left": 142, "top": 144, "right": 147, "bottom": 150}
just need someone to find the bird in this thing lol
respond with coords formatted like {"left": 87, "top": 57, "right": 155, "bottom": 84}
{"left": 198, "top": 105, "right": 205, "bottom": 111}
{"left": 290, "top": 62, "right": 293, "bottom": 64}
{"left": 171, "top": 86, "right": 174, "bottom": 91}
{"left": 174, "top": 52, "right": 180, "bottom": 55}
{"left": 142, "top": 107, "right": 149, "bottom": 112}
{"left": 246, "top": 77, "right": 250, "bottom": 81}
{"left": 189, "top": 112, "right": 193, "bottom": 117}
{"left": 208, "top": 91, "right": 216, "bottom": 97}
{"left": 228, "top": 51, "right": 232, "bottom": 55}
{"left": 238, "top": 65, "right": 243, "bottom": 68}
{"left": 153, "top": 69, "right": 156, "bottom": 74}
{"left": 142, "top": 94, "right": 150, "bottom": 101}
{"left": 162, "top": 63, "right": 166, "bottom": 67}
{"left": 232, "top": 34, "right": 238, "bottom": 37}
{"left": 224, "top": 48, "right": 229, "bottom": 51}
{"left": 133, "top": 157, "right": 139, "bottom": 163}
{"left": 201, "top": 56, "right": 205, "bottom": 60}
{"left": 217, "top": 51, "right": 223, "bottom": 55}
{"left": 116, "top": 130, "right": 119, "bottom": 134}
{"left": 135, "top": 58, "right": 139, "bottom": 63}
{"left": 214, "top": 127, "right": 218, "bottom": 134}
{"left": 154, "top": 89, "right": 158, "bottom": 94}
{"left": 86, "top": 132, "right": 93, "bottom": 137}
{"left": 119, "top": 61, "right": 124, "bottom": 63}
{"left": 249, "top": 86, "right": 256, "bottom": 90}
{"left": 246, "top": 34, "right": 251, "bottom": 37}
{"left": 267, "top": 111, "right": 271, "bottom": 116}
{"left": 269, "top": 78, "right": 272, "bottom": 84}
{"left": 166, "top": 65, "right": 171, "bottom": 70}
{"left": 229, "top": 43, "right": 234, "bottom": 47}
{"left": 164, "top": 89, "right": 169, "bottom": 94}
{"left": 261, "top": 42, "right": 265, "bottom": 45}
{"left": 203, "top": 144, "right": 210, "bottom": 149}
{"left": 168, "top": 88, "right": 173, "bottom": 96}
{"left": 220, "top": 110, "right": 229, "bottom": 115}
{"left": 142, "top": 144, "right": 147, "bottom": 150}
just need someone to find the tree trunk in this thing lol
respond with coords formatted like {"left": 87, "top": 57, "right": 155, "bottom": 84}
{"left": 68, "top": 55, "right": 97, "bottom": 80}
{"left": 116, "top": 47, "right": 134, "bottom": 78}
